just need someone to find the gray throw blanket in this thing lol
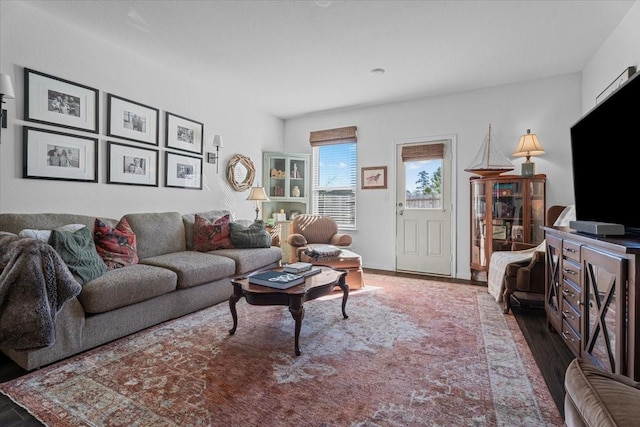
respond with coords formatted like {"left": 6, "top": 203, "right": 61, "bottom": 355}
{"left": 0, "top": 234, "right": 81, "bottom": 350}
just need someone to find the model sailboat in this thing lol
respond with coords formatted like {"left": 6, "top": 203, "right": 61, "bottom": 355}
{"left": 465, "top": 123, "right": 514, "bottom": 176}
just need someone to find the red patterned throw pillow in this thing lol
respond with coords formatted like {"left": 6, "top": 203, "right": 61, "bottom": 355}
{"left": 93, "top": 217, "right": 139, "bottom": 269}
{"left": 193, "top": 213, "right": 234, "bottom": 251}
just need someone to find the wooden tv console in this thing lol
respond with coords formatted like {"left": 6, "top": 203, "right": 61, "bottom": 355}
{"left": 544, "top": 226, "right": 640, "bottom": 380}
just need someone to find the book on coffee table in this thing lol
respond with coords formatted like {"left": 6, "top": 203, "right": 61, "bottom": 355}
{"left": 248, "top": 271, "right": 305, "bottom": 289}
{"left": 299, "top": 266, "right": 322, "bottom": 278}
{"left": 283, "top": 262, "right": 313, "bottom": 273}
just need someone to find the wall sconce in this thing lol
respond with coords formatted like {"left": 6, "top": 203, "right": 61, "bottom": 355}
{"left": 207, "top": 134, "right": 223, "bottom": 173}
{"left": 0, "top": 73, "right": 15, "bottom": 140}
{"left": 513, "top": 129, "right": 545, "bottom": 177}
{"left": 246, "top": 184, "right": 270, "bottom": 221}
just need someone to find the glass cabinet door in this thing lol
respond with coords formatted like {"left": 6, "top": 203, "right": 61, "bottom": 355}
{"left": 289, "top": 158, "right": 306, "bottom": 199}
{"left": 491, "top": 180, "right": 523, "bottom": 246}
{"left": 266, "top": 155, "right": 286, "bottom": 198}
{"left": 529, "top": 180, "right": 545, "bottom": 243}
{"left": 470, "top": 180, "right": 487, "bottom": 268}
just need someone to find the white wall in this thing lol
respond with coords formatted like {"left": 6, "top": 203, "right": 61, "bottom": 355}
{"left": 0, "top": 1, "right": 284, "bottom": 220}
{"left": 283, "top": 76, "right": 579, "bottom": 278}
{"left": 581, "top": 1, "right": 640, "bottom": 114}
{"left": 283, "top": 1, "right": 640, "bottom": 279}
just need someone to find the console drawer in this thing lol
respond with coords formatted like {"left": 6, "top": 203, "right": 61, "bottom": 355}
{"left": 562, "top": 280, "right": 582, "bottom": 312}
{"left": 562, "top": 302, "right": 581, "bottom": 337}
{"left": 561, "top": 319, "right": 581, "bottom": 356}
{"left": 562, "top": 258, "right": 581, "bottom": 286}
{"left": 562, "top": 240, "right": 581, "bottom": 263}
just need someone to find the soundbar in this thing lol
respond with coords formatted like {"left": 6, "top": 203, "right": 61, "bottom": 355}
{"left": 569, "top": 220, "right": 625, "bottom": 236}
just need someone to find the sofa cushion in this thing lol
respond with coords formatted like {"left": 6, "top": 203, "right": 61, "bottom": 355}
{"left": 182, "top": 209, "right": 232, "bottom": 251}
{"left": 18, "top": 223, "right": 86, "bottom": 241}
{"left": 93, "top": 217, "right": 139, "bottom": 270}
{"left": 140, "top": 251, "right": 236, "bottom": 289}
{"left": 229, "top": 220, "right": 271, "bottom": 249}
{"left": 123, "top": 212, "right": 186, "bottom": 259}
{"left": 193, "top": 213, "right": 234, "bottom": 251}
{"left": 77, "top": 264, "right": 178, "bottom": 314}
{"left": 0, "top": 213, "right": 118, "bottom": 235}
{"left": 48, "top": 227, "right": 107, "bottom": 285}
{"left": 215, "top": 247, "right": 283, "bottom": 275}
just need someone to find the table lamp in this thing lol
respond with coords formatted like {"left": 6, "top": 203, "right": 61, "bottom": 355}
{"left": 246, "top": 185, "right": 269, "bottom": 221}
{"left": 513, "top": 129, "right": 545, "bottom": 177}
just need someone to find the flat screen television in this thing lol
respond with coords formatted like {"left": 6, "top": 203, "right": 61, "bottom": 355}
{"left": 570, "top": 69, "right": 640, "bottom": 234}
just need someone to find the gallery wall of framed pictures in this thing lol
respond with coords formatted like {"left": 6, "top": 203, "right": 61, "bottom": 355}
{"left": 22, "top": 67, "right": 206, "bottom": 190}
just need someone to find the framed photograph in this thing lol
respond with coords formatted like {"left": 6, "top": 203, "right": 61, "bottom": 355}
{"left": 24, "top": 68, "right": 99, "bottom": 133}
{"left": 23, "top": 126, "right": 98, "bottom": 182}
{"left": 511, "top": 225, "right": 524, "bottom": 242}
{"left": 165, "top": 151, "right": 202, "bottom": 189}
{"left": 107, "top": 94, "right": 159, "bottom": 145}
{"left": 361, "top": 166, "right": 387, "bottom": 189}
{"left": 165, "top": 112, "right": 203, "bottom": 154}
{"left": 492, "top": 225, "right": 507, "bottom": 240}
{"left": 107, "top": 141, "right": 159, "bottom": 187}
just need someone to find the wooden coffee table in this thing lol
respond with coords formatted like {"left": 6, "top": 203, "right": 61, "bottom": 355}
{"left": 229, "top": 266, "right": 349, "bottom": 356}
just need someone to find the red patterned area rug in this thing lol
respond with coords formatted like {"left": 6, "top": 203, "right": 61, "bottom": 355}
{"left": 0, "top": 274, "right": 562, "bottom": 426}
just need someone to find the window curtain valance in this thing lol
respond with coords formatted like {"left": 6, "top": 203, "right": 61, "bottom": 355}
{"left": 309, "top": 126, "right": 357, "bottom": 146}
{"left": 401, "top": 143, "right": 444, "bottom": 162}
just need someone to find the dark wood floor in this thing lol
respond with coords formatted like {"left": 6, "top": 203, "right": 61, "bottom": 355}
{"left": 0, "top": 272, "right": 574, "bottom": 426}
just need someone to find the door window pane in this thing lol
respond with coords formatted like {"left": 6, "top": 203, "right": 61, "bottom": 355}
{"left": 404, "top": 159, "right": 442, "bottom": 209}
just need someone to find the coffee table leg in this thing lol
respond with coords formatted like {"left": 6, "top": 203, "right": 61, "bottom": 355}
{"left": 338, "top": 273, "right": 349, "bottom": 319}
{"left": 228, "top": 285, "right": 243, "bottom": 335}
{"left": 289, "top": 298, "right": 305, "bottom": 356}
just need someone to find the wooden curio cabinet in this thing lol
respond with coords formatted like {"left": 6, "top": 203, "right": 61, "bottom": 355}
{"left": 469, "top": 174, "right": 546, "bottom": 279}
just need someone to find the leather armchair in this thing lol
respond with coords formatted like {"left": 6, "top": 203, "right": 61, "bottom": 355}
{"left": 502, "top": 205, "right": 567, "bottom": 314}
{"left": 286, "top": 214, "right": 352, "bottom": 264}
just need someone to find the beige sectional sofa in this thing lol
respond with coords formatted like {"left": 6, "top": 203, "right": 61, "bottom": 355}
{"left": 0, "top": 210, "right": 282, "bottom": 371}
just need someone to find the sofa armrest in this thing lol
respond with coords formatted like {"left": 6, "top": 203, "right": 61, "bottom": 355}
{"left": 287, "top": 233, "right": 308, "bottom": 248}
{"left": 330, "top": 233, "right": 352, "bottom": 246}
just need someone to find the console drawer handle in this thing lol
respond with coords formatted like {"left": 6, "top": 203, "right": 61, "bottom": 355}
{"left": 562, "top": 269, "right": 577, "bottom": 275}
{"left": 562, "top": 289, "right": 575, "bottom": 298}
{"left": 563, "top": 309, "right": 576, "bottom": 320}
{"left": 564, "top": 247, "right": 577, "bottom": 253}
{"left": 561, "top": 331, "right": 575, "bottom": 342}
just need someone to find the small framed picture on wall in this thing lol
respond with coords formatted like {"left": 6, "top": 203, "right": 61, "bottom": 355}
{"left": 361, "top": 166, "right": 387, "bottom": 189}
{"left": 107, "top": 141, "right": 159, "bottom": 187}
{"left": 107, "top": 94, "right": 159, "bottom": 145}
{"left": 165, "top": 112, "right": 203, "bottom": 154}
{"left": 24, "top": 68, "right": 99, "bottom": 133}
{"left": 165, "top": 151, "right": 202, "bottom": 189}
{"left": 23, "top": 126, "right": 98, "bottom": 182}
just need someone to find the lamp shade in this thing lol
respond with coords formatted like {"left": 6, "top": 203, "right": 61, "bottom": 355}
{"left": 246, "top": 186, "right": 269, "bottom": 201}
{"left": 513, "top": 129, "right": 545, "bottom": 158}
{"left": 0, "top": 73, "right": 15, "bottom": 99}
{"left": 213, "top": 134, "right": 223, "bottom": 149}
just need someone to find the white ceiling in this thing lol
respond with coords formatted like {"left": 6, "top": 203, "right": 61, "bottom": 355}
{"left": 24, "top": 0, "right": 636, "bottom": 119}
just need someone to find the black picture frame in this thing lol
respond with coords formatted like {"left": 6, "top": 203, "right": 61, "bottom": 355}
{"left": 24, "top": 68, "right": 99, "bottom": 134}
{"left": 107, "top": 94, "right": 159, "bottom": 145}
{"left": 107, "top": 141, "right": 159, "bottom": 187}
{"left": 23, "top": 126, "right": 98, "bottom": 182}
{"left": 165, "top": 112, "right": 203, "bottom": 154}
{"left": 165, "top": 151, "right": 203, "bottom": 189}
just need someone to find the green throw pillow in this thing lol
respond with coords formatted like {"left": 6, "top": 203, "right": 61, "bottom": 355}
{"left": 229, "top": 220, "right": 271, "bottom": 249}
{"left": 48, "top": 226, "right": 107, "bottom": 285}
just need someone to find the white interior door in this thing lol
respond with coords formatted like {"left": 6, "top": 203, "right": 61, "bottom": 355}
{"left": 395, "top": 139, "right": 453, "bottom": 276}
